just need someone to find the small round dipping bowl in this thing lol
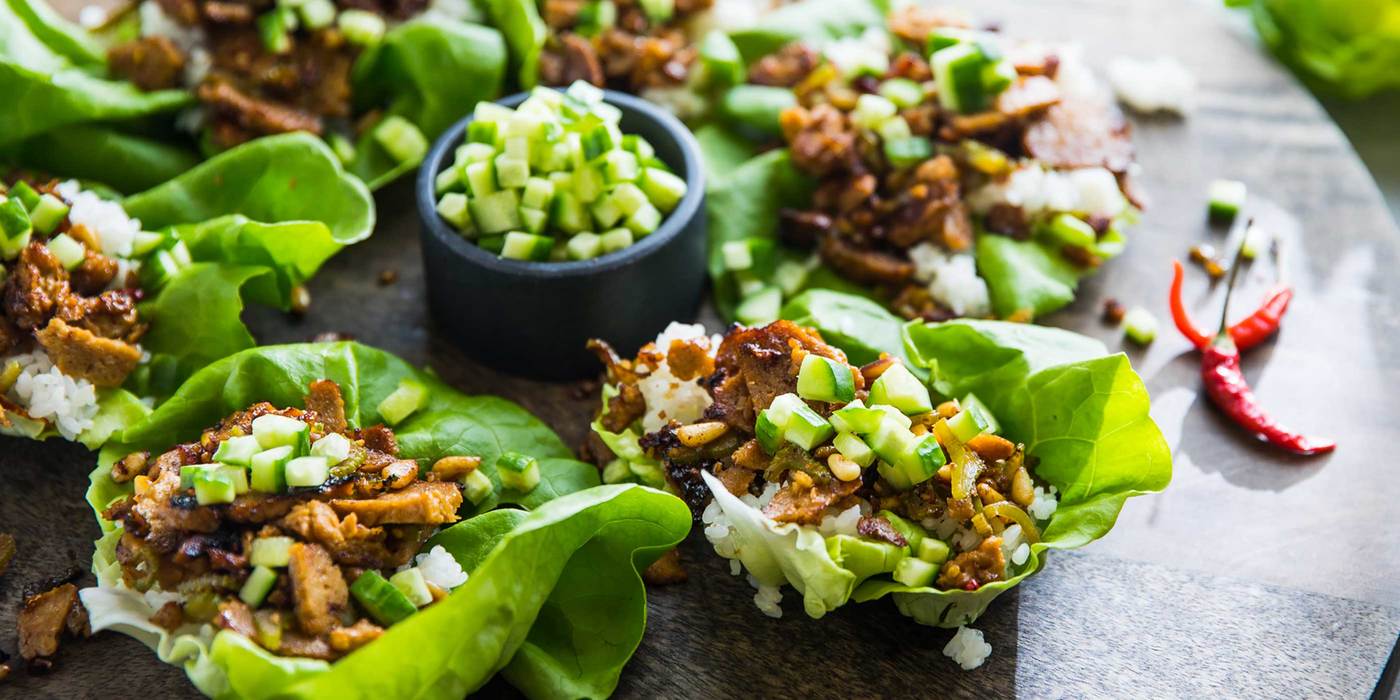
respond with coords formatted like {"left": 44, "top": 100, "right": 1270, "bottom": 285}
{"left": 417, "top": 90, "right": 706, "bottom": 381}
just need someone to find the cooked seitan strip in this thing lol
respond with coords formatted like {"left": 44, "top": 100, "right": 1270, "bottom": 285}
{"left": 213, "top": 598, "right": 256, "bottom": 637}
{"left": 540, "top": 33, "right": 605, "bottom": 87}
{"left": 599, "top": 381, "right": 645, "bottom": 433}
{"left": 197, "top": 77, "right": 324, "bottom": 138}
{"left": 360, "top": 425, "right": 398, "bottom": 456}
{"left": 117, "top": 448, "right": 220, "bottom": 550}
{"left": 328, "top": 482, "right": 462, "bottom": 526}
{"left": 35, "top": 317, "right": 142, "bottom": 388}
{"left": 819, "top": 235, "right": 915, "bottom": 287}
{"left": 1023, "top": 97, "right": 1135, "bottom": 173}
{"left": 712, "top": 321, "right": 851, "bottom": 422}
{"left": 19, "top": 583, "right": 85, "bottom": 665}
{"left": 278, "top": 501, "right": 418, "bottom": 569}
{"left": 856, "top": 516, "right": 908, "bottom": 547}
{"left": 328, "top": 619, "right": 384, "bottom": 653}
{"left": 69, "top": 250, "right": 121, "bottom": 296}
{"left": 641, "top": 548, "right": 687, "bottom": 585}
{"left": 287, "top": 542, "right": 348, "bottom": 636}
{"left": 64, "top": 290, "right": 143, "bottom": 342}
{"left": 3, "top": 242, "right": 70, "bottom": 331}
{"left": 304, "top": 379, "right": 348, "bottom": 433}
{"left": 107, "top": 36, "right": 187, "bottom": 91}
{"left": 762, "top": 470, "right": 861, "bottom": 525}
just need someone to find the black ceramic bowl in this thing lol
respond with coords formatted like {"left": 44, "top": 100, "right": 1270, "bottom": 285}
{"left": 417, "top": 90, "right": 706, "bottom": 381}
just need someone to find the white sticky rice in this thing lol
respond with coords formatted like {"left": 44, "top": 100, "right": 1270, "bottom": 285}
{"left": 637, "top": 323, "right": 719, "bottom": 433}
{"left": 1107, "top": 55, "right": 1196, "bottom": 115}
{"left": 907, "top": 244, "right": 992, "bottom": 317}
{"left": 943, "top": 626, "right": 993, "bottom": 670}
{"left": 4, "top": 350, "right": 100, "bottom": 440}
{"left": 55, "top": 180, "right": 144, "bottom": 258}
{"left": 414, "top": 545, "right": 469, "bottom": 590}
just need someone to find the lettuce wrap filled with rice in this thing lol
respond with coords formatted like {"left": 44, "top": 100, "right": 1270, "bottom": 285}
{"left": 81, "top": 341, "right": 691, "bottom": 698}
{"left": 584, "top": 289, "right": 1169, "bottom": 658}
{"left": 1, "top": 133, "right": 372, "bottom": 448}
{"left": 1, "top": 0, "right": 509, "bottom": 189}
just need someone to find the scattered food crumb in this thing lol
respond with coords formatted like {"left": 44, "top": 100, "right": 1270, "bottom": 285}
{"left": 571, "top": 379, "right": 599, "bottom": 400}
{"left": 1189, "top": 245, "right": 1226, "bottom": 279}
{"left": 0, "top": 533, "right": 14, "bottom": 577}
{"left": 378, "top": 269, "right": 399, "bottom": 286}
{"left": 311, "top": 331, "right": 355, "bottom": 343}
{"left": 1107, "top": 55, "right": 1196, "bottom": 115}
{"left": 641, "top": 548, "right": 688, "bottom": 585}
{"left": 1101, "top": 298, "right": 1126, "bottom": 324}
{"left": 289, "top": 285, "right": 312, "bottom": 316}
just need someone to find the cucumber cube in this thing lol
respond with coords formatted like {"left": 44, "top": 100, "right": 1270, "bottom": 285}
{"left": 876, "top": 461, "right": 913, "bottom": 491}
{"left": 624, "top": 202, "right": 661, "bottom": 235}
{"left": 497, "top": 451, "right": 541, "bottom": 492}
{"left": 503, "top": 135, "right": 530, "bottom": 162}
{"left": 566, "top": 79, "right": 605, "bottom": 105}
{"left": 826, "top": 534, "right": 905, "bottom": 580}
{"left": 640, "top": 168, "right": 686, "bottom": 213}
{"left": 521, "top": 177, "right": 556, "bottom": 210}
{"left": 213, "top": 435, "right": 262, "bottom": 467}
{"left": 252, "top": 414, "right": 309, "bottom": 450}
{"left": 1044, "top": 213, "right": 1096, "bottom": 249}
{"left": 884, "top": 136, "right": 932, "bottom": 168}
{"left": 250, "top": 446, "right": 293, "bottom": 493}
{"left": 872, "top": 403, "right": 913, "bottom": 429}
{"left": 796, "top": 354, "right": 855, "bottom": 403}
{"left": 351, "top": 571, "right": 417, "bottom": 625}
{"left": 250, "top": 536, "right": 294, "bottom": 567}
{"left": 638, "top": 0, "right": 673, "bottom": 22}
{"left": 755, "top": 408, "right": 784, "bottom": 454}
{"left": 699, "top": 30, "right": 745, "bottom": 86}
{"left": 550, "top": 192, "right": 590, "bottom": 234}
{"left": 916, "top": 537, "right": 950, "bottom": 565}
{"left": 621, "top": 134, "right": 655, "bottom": 161}
{"left": 389, "top": 568, "right": 433, "bottom": 607}
{"left": 474, "top": 100, "right": 515, "bottom": 123}
{"left": 602, "top": 458, "right": 631, "bottom": 484}
{"left": 1208, "top": 179, "right": 1246, "bottom": 222}
{"left": 784, "top": 401, "right": 834, "bottom": 450}
{"left": 601, "top": 150, "right": 639, "bottom": 184}
{"left": 338, "top": 8, "right": 386, "bottom": 46}
{"left": 519, "top": 207, "right": 549, "bottom": 235}
{"left": 8, "top": 182, "right": 40, "bottom": 210}
{"left": 470, "top": 190, "right": 522, "bottom": 234}
{"left": 879, "top": 78, "right": 925, "bottom": 108}
{"left": 373, "top": 116, "right": 427, "bottom": 165}
{"left": 310, "top": 432, "right": 352, "bottom": 464}
{"left": 947, "top": 402, "right": 994, "bottom": 443}
{"left": 866, "top": 415, "right": 917, "bottom": 465}
{"left": 599, "top": 228, "right": 633, "bottom": 253}
{"left": 297, "top": 0, "right": 334, "bottom": 28}
{"left": 1122, "top": 307, "right": 1157, "bottom": 345}
{"left": 959, "top": 393, "right": 1000, "bottom": 435}
{"left": 462, "top": 468, "right": 494, "bottom": 505}
{"left": 501, "top": 231, "right": 554, "bottom": 261}
{"left": 932, "top": 42, "right": 989, "bottom": 113}
{"left": 869, "top": 363, "right": 932, "bottom": 415}
{"left": 830, "top": 401, "right": 884, "bottom": 435}
{"left": 178, "top": 464, "right": 218, "bottom": 489}
{"left": 876, "top": 115, "right": 912, "bottom": 143}
{"left": 460, "top": 142, "right": 496, "bottom": 163}
{"left": 436, "top": 193, "right": 472, "bottom": 231}
{"left": 610, "top": 183, "right": 648, "bottom": 216}
{"left": 435, "top": 166, "right": 462, "bottom": 194}
{"left": 285, "top": 456, "right": 330, "bottom": 488}
{"left": 573, "top": 165, "right": 606, "bottom": 203}
{"left": 193, "top": 470, "right": 237, "bottom": 505}
{"left": 378, "top": 378, "right": 429, "bottom": 425}
{"left": 580, "top": 123, "right": 618, "bottom": 161}
{"left": 852, "top": 93, "right": 897, "bottom": 129}
{"left": 896, "top": 433, "right": 946, "bottom": 485}
{"left": 240, "top": 566, "right": 279, "bottom": 607}
{"left": 464, "top": 161, "right": 497, "bottom": 197}
{"left": 46, "top": 233, "right": 85, "bottom": 271}
{"left": 477, "top": 235, "right": 505, "bottom": 254}
{"left": 566, "top": 232, "right": 603, "bottom": 260}
{"left": 773, "top": 258, "right": 812, "bottom": 296}
{"left": 0, "top": 199, "right": 32, "bottom": 259}
{"left": 130, "top": 231, "right": 168, "bottom": 258}
{"left": 722, "top": 240, "right": 755, "bottom": 271}
{"left": 29, "top": 194, "right": 69, "bottom": 234}
{"left": 833, "top": 431, "right": 875, "bottom": 468}
{"left": 734, "top": 285, "right": 781, "bottom": 326}
{"left": 493, "top": 154, "right": 530, "bottom": 189}
{"left": 892, "top": 555, "right": 938, "bottom": 587}
{"left": 591, "top": 195, "right": 625, "bottom": 229}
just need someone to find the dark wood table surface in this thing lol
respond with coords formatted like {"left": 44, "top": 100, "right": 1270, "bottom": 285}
{"left": 4, "top": 0, "right": 1399, "bottom": 697}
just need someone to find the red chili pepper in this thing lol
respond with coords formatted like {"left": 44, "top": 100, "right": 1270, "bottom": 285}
{"left": 1194, "top": 249, "right": 1335, "bottom": 456}
{"left": 1170, "top": 260, "right": 1292, "bottom": 351}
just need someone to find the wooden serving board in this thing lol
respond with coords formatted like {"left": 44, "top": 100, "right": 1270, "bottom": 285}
{"left": 4, "top": 0, "right": 1399, "bottom": 697}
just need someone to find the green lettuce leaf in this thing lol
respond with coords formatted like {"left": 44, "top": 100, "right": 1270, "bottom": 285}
{"left": 1227, "top": 0, "right": 1400, "bottom": 99}
{"left": 975, "top": 235, "right": 1083, "bottom": 319}
{"left": 846, "top": 319, "right": 1171, "bottom": 626}
{"left": 728, "top": 0, "right": 891, "bottom": 63}
{"left": 779, "top": 289, "right": 925, "bottom": 379}
{"left": 84, "top": 341, "right": 691, "bottom": 698}
{"left": 1, "top": 124, "right": 199, "bottom": 194}
{"left": 474, "top": 0, "right": 546, "bottom": 88}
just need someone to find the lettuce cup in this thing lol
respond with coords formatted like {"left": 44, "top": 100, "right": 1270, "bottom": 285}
{"left": 1, "top": 134, "right": 371, "bottom": 447}
{"left": 585, "top": 290, "right": 1169, "bottom": 637}
{"left": 1, "top": 0, "right": 509, "bottom": 189}
{"left": 82, "top": 341, "right": 691, "bottom": 698}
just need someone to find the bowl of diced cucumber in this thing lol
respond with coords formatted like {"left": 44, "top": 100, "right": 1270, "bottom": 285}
{"left": 416, "top": 82, "right": 706, "bottom": 380}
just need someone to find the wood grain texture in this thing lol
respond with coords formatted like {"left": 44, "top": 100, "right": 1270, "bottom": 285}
{"left": 4, "top": 0, "right": 1400, "bottom": 697}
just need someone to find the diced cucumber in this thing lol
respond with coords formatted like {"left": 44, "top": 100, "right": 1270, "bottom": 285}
{"left": 576, "top": 0, "right": 615, "bottom": 35}
{"left": 328, "top": 132, "right": 357, "bottom": 164}
{"left": 566, "top": 232, "right": 603, "bottom": 260}
{"left": 599, "top": 228, "right": 633, "bottom": 253}
{"left": 467, "top": 119, "right": 499, "bottom": 146}
{"left": 610, "top": 183, "right": 648, "bottom": 216}
{"left": 876, "top": 115, "right": 912, "bottom": 143}
{"left": 640, "top": 167, "right": 686, "bottom": 213}
{"left": 852, "top": 93, "right": 897, "bottom": 130}
{"left": 501, "top": 231, "right": 554, "bottom": 261}
{"left": 621, "top": 134, "right": 655, "bottom": 161}
{"left": 916, "top": 537, "right": 950, "bottom": 565}
{"left": 573, "top": 165, "right": 606, "bottom": 203}
{"left": 464, "top": 161, "right": 497, "bottom": 196}
{"left": 932, "top": 42, "right": 988, "bottom": 113}
{"left": 46, "top": 233, "right": 85, "bottom": 271}
{"left": 833, "top": 431, "right": 875, "bottom": 468}
{"left": 721, "top": 85, "right": 796, "bottom": 136}
{"left": 773, "top": 257, "right": 812, "bottom": 296}
{"left": 884, "top": 136, "right": 932, "bottom": 168}
{"left": 755, "top": 408, "right": 784, "bottom": 454}
{"left": 796, "top": 354, "right": 855, "bottom": 403}
{"left": 866, "top": 415, "right": 917, "bottom": 465}
{"left": 600, "top": 150, "right": 639, "bottom": 184}
{"left": 830, "top": 400, "right": 884, "bottom": 434}
{"left": 338, "top": 9, "right": 386, "bottom": 46}
{"left": 494, "top": 154, "right": 530, "bottom": 189}
{"left": 826, "top": 534, "right": 904, "bottom": 581}
{"left": 193, "top": 470, "right": 237, "bottom": 505}
{"left": 699, "top": 30, "right": 744, "bottom": 86}
{"left": 29, "top": 194, "right": 69, "bottom": 234}
{"left": 462, "top": 468, "right": 494, "bottom": 505}
{"left": 378, "top": 378, "right": 428, "bottom": 425}
{"left": 297, "top": 0, "right": 334, "bottom": 28}
{"left": 784, "top": 401, "right": 834, "bottom": 450}
{"left": 896, "top": 433, "right": 946, "bottom": 485}
{"left": 436, "top": 193, "right": 472, "bottom": 231}
{"left": 734, "top": 286, "right": 781, "bottom": 326}
{"left": 638, "top": 0, "right": 672, "bottom": 22}
{"left": 959, "top": 394, "right": 1000, "bottom": 435}
{"left": 8, "top": 182, "right": 40, "bottom": 210}
{"left": 1123, "top": 307, "right": 1157, "bottom": 345}
{"left": 250, "top": 536, "right": 294, "bottom": 567}
{"left": 179, "top": 464, "right": 218, "bottom": 489}
{"left": 624, "top": 202, "right": 661, "bottom": 235}
{"left": 130, "top": 231, "right": 168, "bottom": 257}
{"left": 310, "top": 432, "right": 352, "bottom": 464}
{"left": 0, "top": 199, "right": 32, "bottom": 259}
{"left": 872, "top": 403, "right": 913, "bottom": 429}
{"left": 503, "top": 134, "right": 530, "bottom": 161}
{"left": 389, "top": 568, "right": 433, "bottom": 607}
{"left": 435, "top": 166, "right": 462, "bottom": 195}
{"left": 257, "top": 8, "right": 291, "bottom": 53}
{"left": 251, "top": 414, "right": 309, "bottom": 450}
{"left": 478, "top": 235, "right": 505, "bottom": 254}
{"left": 521, "top": 177, "right": 556, "bottom": 210}
{"left": 983, "top": 59, "right": 1017, "bottom": 94}
{"left": 285, "top": 456, "right": 330, "bottom": 488}
{"left": 497, "top": 451, "right": 541, "bottom": 492}
{"left": 566, "top": 79, "right": 605, "bottom": 105}
{"left": 1043, "top": 213, "right": 1096, "bottom": 249}
{"left": 240, "top": 566, "right": 279, "bottom": 607}
{"left": 876, "top": 461, "right": 913, "bottom": 491}
{"left": 580, "top": 122, "right": 619, "bottom": 161}
{"left": 470, "top": 190, "right": 523, "bottom": 234}
{"left": 1208, "top": 179, "right": 1246, "bottom": 222}
{"left": 869, "top": 363, "right": 932, "bottom": 415}
{"left": 892, "top": 555, "right": 938, "bottom": 587}
{"left": 214, "top": 435, "right": 262, "bottom": 467}
{"left": 351, "top": 571, "right": 417, "bottom": 625}
{"left": 251, "top": 446, "right": 293, "bottom": 493}
{"left": 879, "top": 78, "right": 924, "bottom": 108}
{"left": 374, "top": 116, "right": 427, "bottom": 165}
{"left": 591, "top": 195, "right": 625, "bottom": 229}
